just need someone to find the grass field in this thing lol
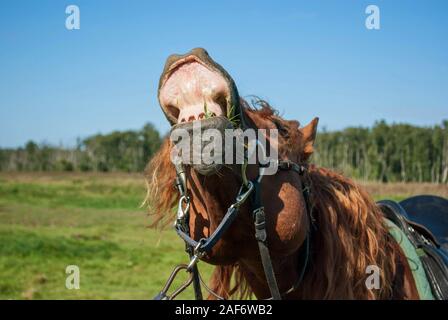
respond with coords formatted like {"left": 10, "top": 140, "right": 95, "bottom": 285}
{"left": 0, "top": 172, "right": 214, "bottom": 300}
{"left": 0, "top": 172, "right": 447, "bottom": 300}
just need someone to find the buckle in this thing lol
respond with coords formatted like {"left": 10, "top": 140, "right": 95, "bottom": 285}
{"left": 187, "top": 238, "right": 206, "bottom": 271}
{"left": 235, "top": 181, "right": 254, "bottom": 207}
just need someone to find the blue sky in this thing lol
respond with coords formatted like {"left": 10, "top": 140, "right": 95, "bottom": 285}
{"left": 0, "top": 0, "right": 447, "bottom": 147}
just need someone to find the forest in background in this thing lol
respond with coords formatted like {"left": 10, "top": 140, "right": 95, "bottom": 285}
{"left": 1, "top": 120, "right": 447, "bottom": 183}
{"left": 0, "top": 123, "right": 162, "bottom": 173}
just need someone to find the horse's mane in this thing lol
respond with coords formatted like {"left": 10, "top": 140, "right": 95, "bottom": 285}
{"left": 144, "top": 99, "right": 397, "bottom": 299}
{"left": 302, "top": 166, "right": 396, "bottom": 299}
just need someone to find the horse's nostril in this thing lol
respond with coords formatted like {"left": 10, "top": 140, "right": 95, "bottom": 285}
{"left": 198, "top": 113, "right": 205, "bottom": 120}
{"left": 188, "top": 115, "right": 196, "bottom": 122}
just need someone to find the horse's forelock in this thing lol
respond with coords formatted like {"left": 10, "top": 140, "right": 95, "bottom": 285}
{"left": 241, "top": 98, "right": 305, "bottom": 161}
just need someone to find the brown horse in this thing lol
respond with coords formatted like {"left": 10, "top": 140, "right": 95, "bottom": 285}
{"left": 145, "top": 48, "right": 420, "bottom": 299}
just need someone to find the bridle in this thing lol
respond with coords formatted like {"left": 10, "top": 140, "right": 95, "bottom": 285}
{"left": 154, "top": 154, "right": 316, "bottom": 300}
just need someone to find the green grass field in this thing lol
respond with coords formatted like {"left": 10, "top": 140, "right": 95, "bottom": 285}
{"left": 0, "top": 173, "right": 447, "bottom": 300}
{"left": 0, "top": 172, "right": 213, "bottom": 299}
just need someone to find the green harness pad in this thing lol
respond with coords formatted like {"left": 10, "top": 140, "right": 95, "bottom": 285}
{"left": 384, "top": 218, "right": 434, "bottom": 300}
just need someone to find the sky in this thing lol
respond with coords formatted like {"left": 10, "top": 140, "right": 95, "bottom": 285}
{"left": 0, "top": 0, "right": 447, "bottom": 147}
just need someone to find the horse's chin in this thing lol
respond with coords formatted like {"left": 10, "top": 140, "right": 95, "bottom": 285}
{"left": 170, "top": 116, "right": 233, "bottom": 176}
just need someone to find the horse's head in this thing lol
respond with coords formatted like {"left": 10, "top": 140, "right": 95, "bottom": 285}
{"left": 158, "top": 47, "right": 247, "bottom": 175}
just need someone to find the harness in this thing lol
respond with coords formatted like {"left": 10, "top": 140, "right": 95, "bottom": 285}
{"left": 154, "top": 159, "right": 314, "bottom": 300}
{"left": 384, "top": 218, "right": 434, "bottom": 299}
{"left": 378, "top": 200, "right": 448, "bottom": 300}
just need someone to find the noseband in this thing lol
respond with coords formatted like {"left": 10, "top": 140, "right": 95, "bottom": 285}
{"left": 154, "top": 158, "right": 315, "bottom": 300}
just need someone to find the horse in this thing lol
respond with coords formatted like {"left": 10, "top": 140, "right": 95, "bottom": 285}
{"left": 145, "top": 48, "right": 422, "bottom": 299}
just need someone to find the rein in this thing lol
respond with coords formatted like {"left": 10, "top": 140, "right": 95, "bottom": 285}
{"left": 154, "top": 159, "right": 314, "bottom": 300}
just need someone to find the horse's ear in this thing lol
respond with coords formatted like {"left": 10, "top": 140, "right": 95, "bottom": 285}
{"left": 300, "top": 117, "right": 319, "bottom": 161}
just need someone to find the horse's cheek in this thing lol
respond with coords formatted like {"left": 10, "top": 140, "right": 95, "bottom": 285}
{"left": 268, "top": 185, "right": 306, "bottom": 255}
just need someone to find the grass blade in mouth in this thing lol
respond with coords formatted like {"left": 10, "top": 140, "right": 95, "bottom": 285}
{"left": 203, "top": 101, "right": 215, "bottom": 119}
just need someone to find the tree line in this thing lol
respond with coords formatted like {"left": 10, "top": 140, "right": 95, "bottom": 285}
{"left": 1, "top": 120, "right": 447, "bottom": 183}
{"left": 0, "top": 124, "right": 162, "bottom": 173}
{"left": 313, "top": 120, "right": 448, "bottom": 183}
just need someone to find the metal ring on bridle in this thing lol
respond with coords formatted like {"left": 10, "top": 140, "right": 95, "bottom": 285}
{"left": 234, "top": 181, "right": 254, "bottom": 207}
{"left": 176, "top": 195, "right": 190, "bottom": 220}
{"left": 187, "top": 238, "right": 207, "bottom": 271}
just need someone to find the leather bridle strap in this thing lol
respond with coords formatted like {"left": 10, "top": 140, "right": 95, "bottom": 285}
{"left": 251, "top": 178, "right": 282, "bottom": 300}
{"left": 174, "top": 182, "right": 254, "bottom": 253}
{"left": 173, "top": 163, "right": 203, "bottom": 300}
{"left": 250, "top": 160, "right": 314, "bottom": 300}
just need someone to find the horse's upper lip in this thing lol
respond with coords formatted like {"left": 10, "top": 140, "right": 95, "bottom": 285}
{"left": 160, "top": 55, "right": 208, "bottom": 88}
{"left": 159, "top": 55, "right": 228, "bottom": 124}
{"left": 158, "top": 48, "right": 244, "bottom": 127}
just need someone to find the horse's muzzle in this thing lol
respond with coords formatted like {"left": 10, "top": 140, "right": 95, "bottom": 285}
{"left": 170, "top": 116, "right": 234, "bottom": 176}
